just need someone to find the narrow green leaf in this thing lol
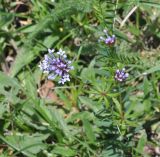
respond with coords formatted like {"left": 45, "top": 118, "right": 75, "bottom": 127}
{"left": 112, "top": 98, "right": 122, "bottom": 115}
{"left": 135, "top": 135, "right": 146, "bottom": 154}
{"left": 82, "top": 119, "right": 96, "bottom": 143}
{"left": 52, "top": 146, "right": 76, "bottom": 157}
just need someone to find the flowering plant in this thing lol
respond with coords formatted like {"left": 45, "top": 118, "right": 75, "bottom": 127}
{"left": 39, "top": 48, "right": 74, "bottom": 84}
{"left": 115, "top": 68, "right": 129, "bottom": 82}
{"left": 99, "top": 29, "right": 116, "bottom": 46}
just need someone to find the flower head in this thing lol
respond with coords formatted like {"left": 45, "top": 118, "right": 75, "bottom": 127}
{"left": 115, "top": 68, "right": 129, "bottom": 82}
{"left": 99, "top": 29, "right": 116, "bottom": 46}
{"left": 39, "top": 48, "right": 74, "bottom": 84}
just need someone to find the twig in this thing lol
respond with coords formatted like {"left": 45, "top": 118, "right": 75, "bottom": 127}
{"left": 120, "top": 6, "right": 138, "bottom": 28}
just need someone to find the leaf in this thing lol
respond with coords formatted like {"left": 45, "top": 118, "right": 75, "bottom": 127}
{"left": 140, "top": 0, "right": 160, "bottom": 9}
{"left": 0, "top": 72, "right": 21, "bottom": 104}
{"left": 112, "top": 98, "right": 122, "bottom": 115}
{"left": 0, "top": 102, "right": 9, "bottom": 117}
{"left": 135, "top": 135, "right": 146, "bottom": 154}
{"left": 27, "top": 17, "right": 52, "bottom": 39}
{"left": 43, "top": 35, "right": 59, "bottom": 48}
{"left": 79, "top": 96, "right": 100, "bottom": 112}
{"left": 80, "top": 59, "right": 96, "bottom": 82}
{"left": 0, "top": 13, "right": 14, "bottom": 28}
{"left": 19, "top": 24, "right": 37, "bottom": 33}
{"left": 10, "top": 47, "right": 36, "bottom": 77}
{"left": 34, "top": 103, "right": 71, "bottom": 141}
{"left": 100, "top": 145, "right": 121, "bottom": 157}
{"left": 82, "top": 119, "right": 96, "bottom": 143}
{"left": 114, "top": 29, "right": 132, "bottom": 42}
{"left": 125, "top": 102, "right": 136, "bottom": 117}
{"left": 55, "top": 89, "right": 72, "bottom": 109}
{"left": 51, "top": 108, "right": 71, "bottom": 138}
{"left": 21, "top": 70, "right": 38, "bottom": 100}
{"left": 0, "top": 71, "right": 20, "bottom": 89}
{"left": 0, "top": 134, "right": 48, "bottom": 157}
{"left": 67, "top": 111, "right": 93, "bottom": 123}
{"left": 51, "top": 145, "right": 76, "bottom": 157}
{"left": 143, "top": 65, "right": 160, "bottom": 75}
{"left": 143, "top": 77, "right": 150, "bottom": 95}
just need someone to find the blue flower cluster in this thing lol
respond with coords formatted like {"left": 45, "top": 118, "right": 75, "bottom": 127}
{"left": 99, "top": 29, "right": 116, "bottom": 45}
{"left": 39, "top": 29, "right": 129, "bottom": 84}
{"left": 115, "top": 68, "right": 129, "bottom": 82}
{"left": 39, "top": 48, "right": 74, "bottom": 84}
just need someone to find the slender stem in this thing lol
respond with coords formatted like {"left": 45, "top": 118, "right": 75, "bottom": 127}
{"left": 113, "top": 0, "right": 119, "bottom": 32}
{"left": 51, "top": 85, "right": 80, "bottom": 89}
{"left": 136, "top": 7, "right": 140, "bottom": 30}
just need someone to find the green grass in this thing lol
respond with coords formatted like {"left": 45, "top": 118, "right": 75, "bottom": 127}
{"left": 0, "top": 0, "right": 160, "bottom": 156}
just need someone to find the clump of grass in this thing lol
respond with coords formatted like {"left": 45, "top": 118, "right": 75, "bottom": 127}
{"left": 0, "top": 0, "right": 160, "bottom": 156}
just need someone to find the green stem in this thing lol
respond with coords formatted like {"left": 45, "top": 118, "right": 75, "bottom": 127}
{"left": 113, "top": 0, "right": 119, "bottom": 32}
{"left": 136, "top": 8, "right": 140, "bottom": 30}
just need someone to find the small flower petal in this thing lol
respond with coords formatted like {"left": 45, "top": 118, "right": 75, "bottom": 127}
{"left": 48, "top": 73, "right": 57, "bottom": 80}
{"left": 48, "top": 49, "right": 54, "bottom": 53}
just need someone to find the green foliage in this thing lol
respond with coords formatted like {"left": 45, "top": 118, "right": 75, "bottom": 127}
{"left": 0, "top": 0, "right": 160, "bottom": 157}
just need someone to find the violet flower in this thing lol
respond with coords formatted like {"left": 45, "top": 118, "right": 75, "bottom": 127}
{"left": 39, "top": 48, "right": 74, "bottom": 84}
{"left": 99, "top": 29, "right": 116, "bottom": 45}
{"left": 115, "top": 68, "right": 129, "bottom": 82}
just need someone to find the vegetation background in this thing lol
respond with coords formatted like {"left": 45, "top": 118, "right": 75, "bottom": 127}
{"left": 0, "top": 0, "right": 160, "bottom": 156}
